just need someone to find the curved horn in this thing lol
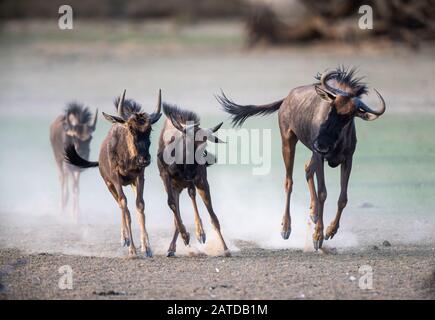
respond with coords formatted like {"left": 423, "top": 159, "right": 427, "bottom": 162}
{"left": 208, "top": 122, "right": 223, "bottom": 133}
{"left": 320, "top": 70, "right": 348, "bottom": 97}
{"left": 117, "top": 89, "right": 126, "bottom": 118}
{"left": 355, "top": 89, "right": 386, "bottom": 116}
{"left": 91, "top": 108, "right": 98, "bottom": 130}
{"left": 149, "top": 89, "right": 162, "bottom": 124}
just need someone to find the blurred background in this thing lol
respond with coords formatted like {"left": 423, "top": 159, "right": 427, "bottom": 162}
{"left": 0, "top": 0, "right": 434, "bottom": 257}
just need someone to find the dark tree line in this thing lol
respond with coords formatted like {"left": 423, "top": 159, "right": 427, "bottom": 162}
{"left": 246, "top": 0, "right": 435, "bottom": 47}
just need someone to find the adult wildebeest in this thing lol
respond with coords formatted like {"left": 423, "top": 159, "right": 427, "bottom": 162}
{"left": 157, "top": 102, "right": 230, "bottom": 257}
{"left": 218, "top": 67, "right": 386, "bottom": 250}
{"left": 50, "top": 102, "right": 98, "bottom": 221}
{"left": 65, "top": 90, "right": 162, "bottom": 257}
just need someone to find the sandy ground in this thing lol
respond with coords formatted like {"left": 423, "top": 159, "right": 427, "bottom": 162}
{"left": 1, "top": 242, "right": 434, "bottom": 300}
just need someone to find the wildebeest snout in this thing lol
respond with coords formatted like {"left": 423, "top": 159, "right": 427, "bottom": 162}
{"left": 137, "top": 154, "right": 151, "bottom": 168}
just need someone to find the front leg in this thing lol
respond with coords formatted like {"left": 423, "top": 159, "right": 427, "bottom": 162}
{"left": 326, "top": 157, "right": 352, "bottom": 240}
{"left": 188, "top": 186, "right": 206, "bottom": 244}
{"left": 72, "top": 171, "right": 80, "bottom": 223}
{"left": 313, "top": 154, "right": 326, "bottom": 250}
{"left": 114, "top": 179, "right": 136, "bottom": 257}
{"left": 162, "top": 174, "right": 190, "bottom": 247}
{"left": 196, "top": 178, "right": 230, "bottom": 257}
{"left": 132, "top": 175, "right": 152, "bottom": 257}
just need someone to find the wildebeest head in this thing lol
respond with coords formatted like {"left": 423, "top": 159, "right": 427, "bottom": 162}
{"left": 313, "top": 68, "right": 386, "bottom": 155}
{"left": 162, "top": 103, "right": 224, "bottom": 181}
{"left": 102, "top": 89, "right": 162, "bottom": 168}
{"left": 63, "top": 102, "right": 98, "bottom": 160}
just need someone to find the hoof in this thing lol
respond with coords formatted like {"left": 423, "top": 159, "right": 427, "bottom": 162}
{"left": 313, "top": 239, "right": 323, "bottom": 251}
{"left": 166, "top": 251, "right": 175, "bottom": 257}
{"left": 197, "top": 232, "right": 206, "bottom": 244}
{"left": 325, "top": 233, "right": 335, "bottom": 240}
{"left": 223, "top": 250, "right": 232, "bottom": 257}
{"left": 122, "top": 238, "right": 131, "bottom": 247}
{"left": 181, "top": 232, "right": 190, "bottom": 246}
{"left": 281, "top": 229, "right": 291, "bottom": 240}
{"left": 144, "top": 247, "right": 153, "bottom": 258}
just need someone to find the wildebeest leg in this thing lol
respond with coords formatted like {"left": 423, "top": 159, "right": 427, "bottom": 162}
{"left": 60, "top": 168, "right": 69, "bottom": 213}
{"left": 72, "top": 171, "right": 80, "bottom": 223}
{"left": 326, "top": 157, "right": 352, "bottom": 240}
{"left": 131, "top": 176, "right": 152, "bottom": 257}
{"left": 105, "top": 181, "right": 128, "bottom": 247}
{"left": 188, "top": 186, "right": 206, "bottom": 244}
{"left": 280, "top": 130, "right": 298, "bottom": 239}
{"left": 313, "top": 154, "right": 326, "bottom": 250}
{"left": 167, "top": 217, "right": 179, "bottom": 257}
{"left": 305, "top": 157, "right": 318, "bottom": 224}
{"left": 163, "top": 175, "right": 190, "bottom": 246}
{"left": 114, "top": 182, "right": 136, "bottom": 256}
{"left": 196, "top": 180, "right": 230, "bottom": 257}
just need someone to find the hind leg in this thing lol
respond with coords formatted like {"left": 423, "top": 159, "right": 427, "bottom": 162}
{"left": 167, "top": 217, "right": 179, "bottom": 257}
{"left": 196, "top": 178, "right": 230, "bottom": 257}
{"left": 280, "top": 129, "right": 298, "bottom": 239}
{"left": 106, "top": 181, "right": 129, "bottom": 248}
{"left": 305, "top": 156, "right": 318, "bottom": 224}
{"left": 188, "top": 186, "right": 206, "bottom": 244}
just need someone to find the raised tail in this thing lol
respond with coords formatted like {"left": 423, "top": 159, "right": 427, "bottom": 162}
{"left": 64, "top": 145, "right": 99, "bottom": 169}
{"left": 216, "top": 91, "right": 284, "bottom": 127}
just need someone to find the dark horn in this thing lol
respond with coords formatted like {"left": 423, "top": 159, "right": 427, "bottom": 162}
{"left": 209, "top": 122, "right": 223, "bottom": 133}
{"left": 356, "top": 89, "right": 386, "bottom": 116}
{"left": 149, "top": 89, "right": 162, "bottom": 124}
{"left": 117, "top": 89, "right": 126, "bottom": 118}
{"left": 91, "top": 108, "right": 98, "bottom": 130}
{"left": 320, "top": 70, "right": 347, "bottom": 97}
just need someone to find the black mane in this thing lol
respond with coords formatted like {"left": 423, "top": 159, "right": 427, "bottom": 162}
{"left": 113, "top": 96, "right": 143, "bottom": 120}
{"left": 162, "top": 102, "right": 200, "bottom": 125}
{"left": 315, "top": 66, "right": 368, "bottom": 97}
{"left": 65, "top": 102, "right": 92, "bottom": 124}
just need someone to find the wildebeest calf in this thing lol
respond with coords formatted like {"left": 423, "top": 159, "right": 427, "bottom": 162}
{"left": 50, "top": 102, "right": 98, "bottom": 221}
{"left": 65, "top": 90, "right": 162, "bottom": 257}
{"left": 157, "top": 103, "right": 230, "bottom": 257}
{"left": 218, "top": 67, "right": 386, "bottom": 250}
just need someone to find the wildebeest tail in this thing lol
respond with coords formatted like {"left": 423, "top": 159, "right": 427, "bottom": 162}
{"left": 64, "top": 144, "right": 99, "bottom": 168}
{"left": 216, "top": 91, "right": 284, "bottom": 127}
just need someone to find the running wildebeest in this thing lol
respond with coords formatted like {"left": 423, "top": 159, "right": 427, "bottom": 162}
{"left": 157, "top": 102, "right": 230, "bottom": 257}
{"left": 50, "top": 102, "right": 98, "bottom": 221}
{"left": 65, "top": 90, "right": 162, "bottom": 257}
{"left": 218, "top": 67, "right": 386, "bottom": 250}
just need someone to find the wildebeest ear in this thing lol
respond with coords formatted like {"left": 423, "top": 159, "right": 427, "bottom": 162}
{"left": 315, "top": 85, "right": 336, "bottom": 102}
{"left": 102, "top": 112, "right": 125, "bottom": 124}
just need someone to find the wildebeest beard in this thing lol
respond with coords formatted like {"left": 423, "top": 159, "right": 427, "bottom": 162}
{"left": 314, "top": 107, "right": 352, "bottom": 158}
{"left": 65, "top": 133, "right": 91, "bottom": 160}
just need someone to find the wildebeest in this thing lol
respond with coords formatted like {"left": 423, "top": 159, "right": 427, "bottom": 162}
{"left": 218, "top": 67, "right": 386, "bottom": 250}
{"left": 65, "top": 90, "right": 162, "bottom": 257}
{"left": 50, "top": 102, "right": 98, "bottom": 221}
{"left": 157, "top": 102, "right": 230, "bottom": 257}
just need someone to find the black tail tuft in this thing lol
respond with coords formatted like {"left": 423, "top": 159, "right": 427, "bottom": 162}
{"left": 64, "top": 145, "right": 99, "bottom": 169}
{"left": 216, "top": 91, "right": 283, "bottom": 127}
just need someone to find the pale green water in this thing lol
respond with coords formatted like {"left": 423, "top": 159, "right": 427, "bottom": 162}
{"left": 0, "top": 22, "right": 434, "bottom": 254}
